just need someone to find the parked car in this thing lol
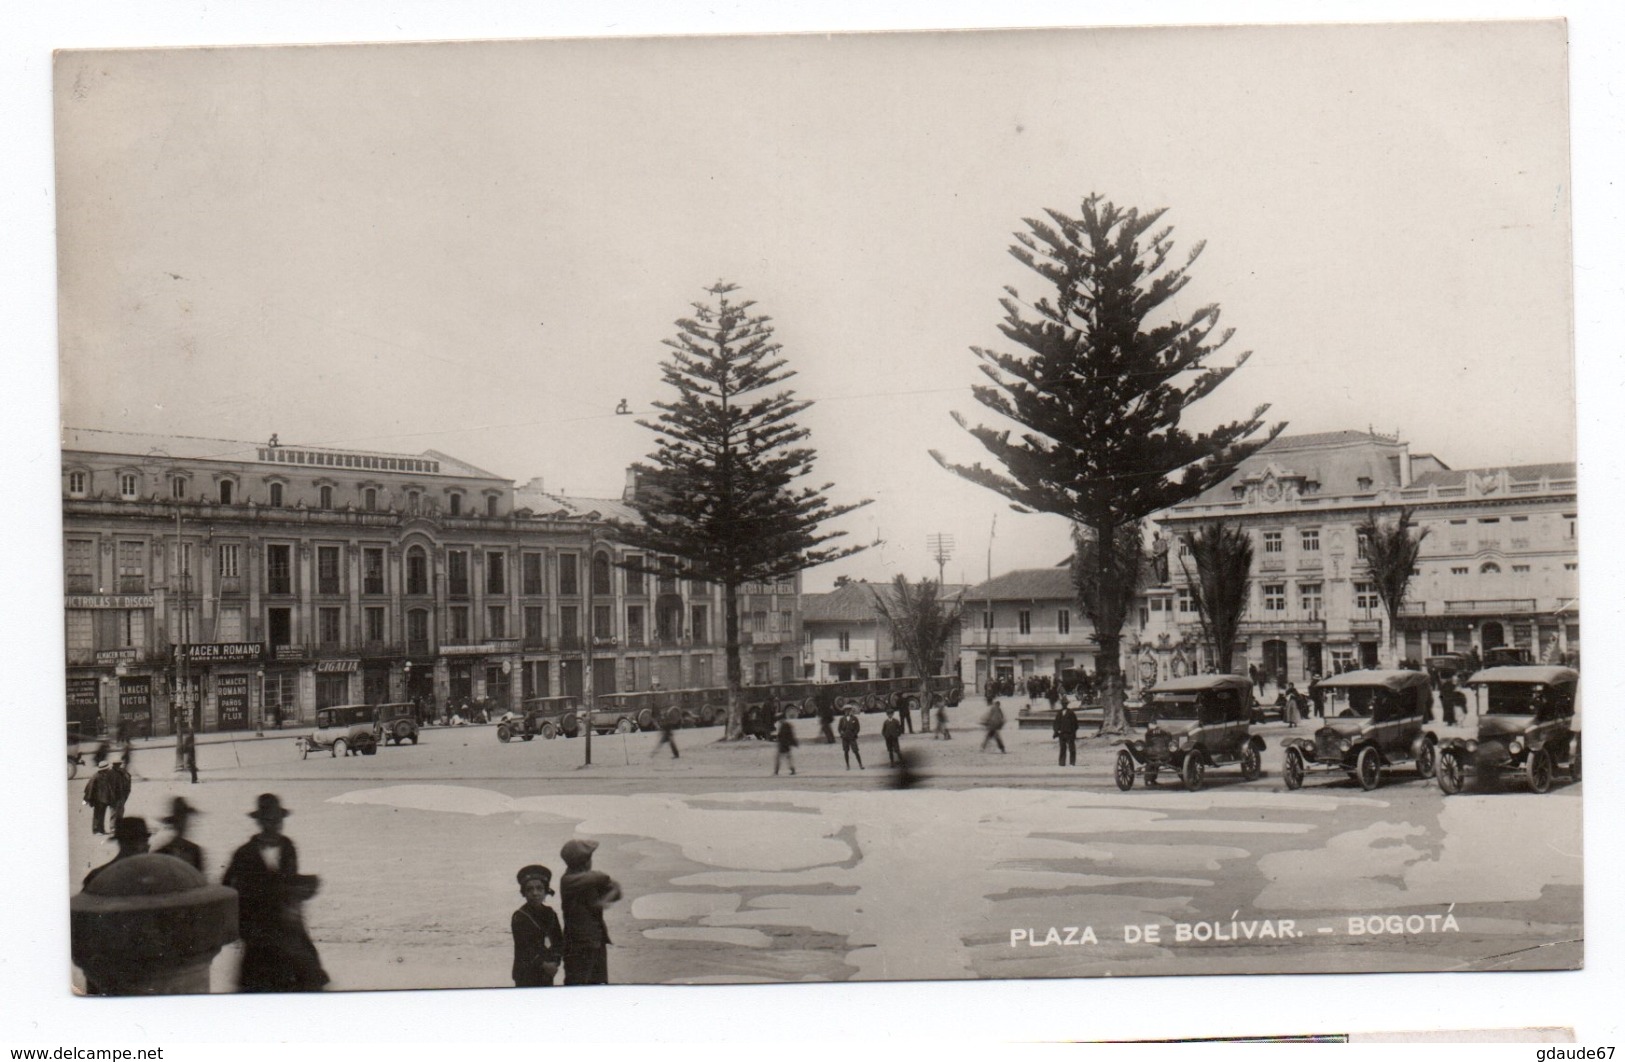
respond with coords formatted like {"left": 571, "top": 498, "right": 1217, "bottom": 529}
{"left": 1114, "top": 675, "right": 1265, "bottom": 792}
{"left": 1280, "top": 670, "right": 1438, "bottom": 791}
{"left": 497, "top": 696, "right": 581, "bottom": 741}
{"left": 1437, "top": 665, "right": 1579, "bottom": 795}
{"left": 1482, "top": 646, "right": 1534, "bottom": 668}
{"left": 374, "top": 702, "right": 420, "bottom": 746}
{"left": 298, "top": 704, "right": 379, "bottom": 758}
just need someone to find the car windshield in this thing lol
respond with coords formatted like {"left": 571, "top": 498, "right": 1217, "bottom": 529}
{"left": 1482, "top": 683, "right": 1550, "bottom": 716}
{"left": 1148, "top": 692, "right": 1202, "bottom": 721}
{"left": 1325, "top": 687, "right": 1380, "bottom": 719}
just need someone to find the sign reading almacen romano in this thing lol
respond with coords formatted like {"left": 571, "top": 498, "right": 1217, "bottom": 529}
{"left": 176, "top": 642, "right": 264, "bottom": 663}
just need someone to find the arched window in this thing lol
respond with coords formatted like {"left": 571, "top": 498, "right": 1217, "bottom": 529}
{"left": 269, "top": 482, "right": 284, "bottom": 507}
{"left": 448, "top": 492, "right": 463, "bottom": 517}
{"left": 592, "top": 552, "right": 613, "bottom": 596}
{"left": 319, "top": 485, "right": 334, "bottom": 509}
{"left": 1480, "top": 561, "right": 1501, "bottom": 574}
{"left": 364, "top": 487, "right": 377, "bottom": 511}
{"left": 218, "top": 480, "right": 235, "bottom": 505}
{"left": 486, "top": 494, "right": 499, "bottom": 517}
{"left": 406, "top": 546, "right": 429, "bottom": 595}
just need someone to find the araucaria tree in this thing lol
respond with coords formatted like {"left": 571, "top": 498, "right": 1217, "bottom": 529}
{"left": 611, "top": 282, "right": 871, "bottom": 739}
{"left": 871, "top": 575, "right": 965, "bottom": 713}
{"left": 934, "top": 195, "right": 1284, "bottom": 734}
{"left": 1178, "top": 521, "right": 1254, "bottom": 675}
{"left": 1356, "top": 507, "right": 1429, "bottom": 666}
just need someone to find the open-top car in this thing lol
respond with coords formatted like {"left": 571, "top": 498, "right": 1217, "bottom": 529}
{"left": 1115, "top": 674, "right": 1265, "bottom": 792}
{"left": 1437, "top": 665, "right": 1579, "bottom": 795}
{"left": 1281, "top": 669, "right": 1437, "bottom": 791}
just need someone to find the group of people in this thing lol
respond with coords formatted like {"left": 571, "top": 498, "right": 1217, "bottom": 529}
{"left": 774, "top": 699, "right": 932, "bottom": 775}
{"left": 510, "top": 839, "right": 623, "bottom": 987}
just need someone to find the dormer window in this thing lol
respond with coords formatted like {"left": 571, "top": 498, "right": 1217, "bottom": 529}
{"left": 1356, "top": 476, "right": 1373, "bottom": 491}
{"left": 67, "top": 470, "right": 88, "bottom": 496}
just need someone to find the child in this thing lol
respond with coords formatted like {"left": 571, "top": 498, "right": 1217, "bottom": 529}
{"left": 511, "top": 864, "right": 564, "bottom": 987}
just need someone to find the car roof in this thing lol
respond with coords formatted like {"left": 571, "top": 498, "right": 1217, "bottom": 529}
{"left": 1317, "top": 669, "right": 1432, "bottom": 690}
{"left": 1466, "top": 665, "right": 1579, "bottom": 686}
{"left": 1147, "top": 674, "right": 1253, "bottom": 694}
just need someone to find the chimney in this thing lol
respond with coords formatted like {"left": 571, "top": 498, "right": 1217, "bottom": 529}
{"left": 623, "top": 467, "right": 640, "bottom": 504}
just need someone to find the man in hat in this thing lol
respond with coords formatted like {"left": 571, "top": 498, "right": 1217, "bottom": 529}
{"left": 82, "top": 761, "right": 116, "bottom": 835}
{"left": 222, "top": 794, "right": 329, "bottom": 993}
{"left": 83, "top": 816, "right": 150, "bottom": 888}
{"left": 773, "top": 712, "right": 799, "bottom": 776}
{"left": 559, "top": 839, "right": 622, "bottom": 986}
{"left": 838, "top": 704, "right": 864, "bottom": 770}
{"left": 1054, "top": 698, "right": 1081, "bottom": 767}
{"left": 511, "top": 864, "right": 564, "bottom": 987}
{"left": 881, "top": 708, "right": 904, "bottom": 767}
{"left": 106, "top": 760, "right": 133, "bottom": 832}
{"left": 155, "top": 796, "right": 204, "bottom": 872}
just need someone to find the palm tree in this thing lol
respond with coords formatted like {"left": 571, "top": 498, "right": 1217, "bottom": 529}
{"left": 1178, "top": 521, "right": 1254, "bottom": 674}
{"left": 871, "top": 575, "right": 965, "bottom": 715}
{"left": 1356, "top": 507, "right": 1429, "bottom": 666}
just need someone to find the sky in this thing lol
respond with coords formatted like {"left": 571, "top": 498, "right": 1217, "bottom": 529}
{"left": 51, "top": 20, "right": 1576, "bottom": 592}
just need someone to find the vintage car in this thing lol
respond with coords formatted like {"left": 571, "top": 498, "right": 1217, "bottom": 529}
{"left": 495, "top": 696, "right": 582, "bottom": 741}
{"left": 1281, "top": 669, "right": 1437, "bottom": 791}
{"left": 1437, "top": 665, "right": 1579, "bottom": 795}
{"left": 1114, "top": 675, "right": 1265, "bottom": 792}
{"left": 298, "top": 704, "right": 380, "bottom": 758}
{"left": 373, "top": 702, "right": 420, "bottom": 746}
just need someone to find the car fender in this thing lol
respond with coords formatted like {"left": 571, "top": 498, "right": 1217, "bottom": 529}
{"left": 1246, "top": 734, "right": 1267, "bottom": 754}
{"left": 1409, "top": 733, "right": 1436, "bottom": 762}
{"left": 1116, "top": 741, "right": 1145, "bottom": 765}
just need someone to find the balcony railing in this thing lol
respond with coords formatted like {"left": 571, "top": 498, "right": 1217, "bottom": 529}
{"left": 406, "top": 639, "right": 432, "bottom": 656}
{"left": 559, "top": 634, "right": 583, "bottom": 651}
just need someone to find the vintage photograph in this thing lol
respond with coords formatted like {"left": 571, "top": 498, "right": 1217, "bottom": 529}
{"left": 53, "top": 21, "right": 1579, "bottom": 996}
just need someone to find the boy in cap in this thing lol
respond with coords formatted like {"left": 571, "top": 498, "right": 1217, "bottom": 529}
{"left": 511, "top": 864, "right": 564, "bottom": 987}
{"left": 156, "top": 796, "right": 204, "bottom": 872}
{"left": 83, "top": 816, "right": 150, "bottom": 888}
{"left": 559, "top": 839, "right": 622, "bottom": 985}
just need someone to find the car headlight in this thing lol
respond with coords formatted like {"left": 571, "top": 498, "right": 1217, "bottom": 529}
{"left": 1508, "top": 738, "right": 1524, "bottom": 755}
{"left": 1465, "top": 739, "right": 1478, "bottom": 753}
{"left": 1339, "top": 738, "right": 1352, "bottom": 752}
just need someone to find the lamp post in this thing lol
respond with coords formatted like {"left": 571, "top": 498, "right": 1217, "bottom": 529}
{"left": 255, "top": 666, "right": 265, "bottom": 736}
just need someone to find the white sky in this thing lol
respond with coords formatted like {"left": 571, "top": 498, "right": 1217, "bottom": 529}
{"left": 53, "top": 20, "right": 1574, "bottom": 591}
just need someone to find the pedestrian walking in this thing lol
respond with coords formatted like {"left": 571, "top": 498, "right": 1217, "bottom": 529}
{"left": 1046, "top": 682, "right": 1060, "bottom": 712}
{"left": 83, "top": 761, "right": 115, "bottom": 835}
{"left": 84, "top": 817, "right": 151, "bottom": 888}
{"left": 652, "top": 704, "right": 680, "bottom": 759}
{"left": 559, "top": 839, "right": 622, "bottom": 986}
{"left": 1282, "top": 683, "right": 1302, "bottom": 728}
{"left": 177, "top": 728, "right": 199, "bottom": 784}
{"left": 774, "top": 714, "right": 799, "bottom": 776}
{"left": 155, "top": 796, "right": 204, "bottom": 872}
{"left": 935, "top": 701, "right": 952, "bottom": 740}
{"left": 107, "top": 760, "right": 132, "bottom": 831}
{"left": 816, "top": 696, "right": 837, "bottom": 745}
{"left": 1054, "top": 701, "right": 1080, "bottom": 766}
{"left": 511, "top": 864, "right": 564, "bottom": 988}
{"left": 222, "top": 794, "right": 329, "bottom": 993}
{"left": 894, "top": 690, "right": 915, "bottom": 735}
{"left": 980, "top": 699, "right": 1006, "bottom": 753}
{"left": 1438, "top": 678, "right": 1457, "bottom": 726}
{"left": 838, "top": 707, "right": 864, "bottom": 770}
{"left": 881, "top": 708, "right": 904, "bottom": 766}
{"left": 1309, "top": 677, "right": 1326, "bottom": 719}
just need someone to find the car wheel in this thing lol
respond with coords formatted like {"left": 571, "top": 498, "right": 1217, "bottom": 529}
{"left": 1181, "top": 755, "right": 1205, "bottom": 792}
{"left": 1355, "top": 746, "right": 1382, "bottom": 791}
{"left": 1416, "top": 739, "right": 1437, "bottom": 779}
{"left": 1284, "top": 748, "right": 1305, "bottom": 790}
{"left": 361, "top": 744, "right": 377, "bottom": 756}
{"left": 1114, "top": 750, "right": 1135, "bottom": 791}
{"left": 1240, "top": 743, "right": 1261, "bottom": 781}
{"left": 540, "top": 722, "right": 557, "bottom": 740}
{"left": 1571, "top": 736, "right": 1581, "bottom": 782}
{"left": 395, "top": 723, "right": 412, "bottom": 744}
{"left": 332, "top": 738, "right": 346, "bottom": 758}
{"left": 1526, "top": 748, "right": 1553, "bottom": 794}
{"left": 614, "top": 717, "right": 634, "bottom": 734}
{"left": 497, "top": 724, "right": 512, "bottom": 743}
{"left": 637, "top": 709, "right": 657, "bottom": 732}
{"left": 1436, "top": 749, "right": 1465, "bottom": 794}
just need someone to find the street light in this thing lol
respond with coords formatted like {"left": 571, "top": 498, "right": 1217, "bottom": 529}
{"left": 255, "top": 666, "right": 265, "bottom": 736}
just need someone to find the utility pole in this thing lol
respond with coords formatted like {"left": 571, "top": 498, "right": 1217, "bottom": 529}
{"left": 984, "top": 515, "right": 996, "bottom": 692}
{"left": 926, "top": 533, "right": 955, "bottom": 586}
{"left": 581, "top": 523, "right": 595, "bottom": 767}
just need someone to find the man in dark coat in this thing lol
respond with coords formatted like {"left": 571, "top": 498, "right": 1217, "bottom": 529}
{"left": 774, "top": 715, "right": 799, "bottom": 776}
{"left": 559, "top": 839, "right": 622, "bottom": 986}
{"left": 652, "top": 704, "right": 680, "bottom": 759}
{"left": 816, "top": 695, "right": 836, "bottom": 745}
{"left": 881, "top": 708, "right": 904, "bottom": 766}
{"left": 511, "top": 864, "right": 564, "bottom": 987}
{"left": 106, "top": 761, "right": 132, "bottom": 831}
{"left": 83, "top": 816, "right": 150, "bottom": 887}
{"left": 222, "top": 794, "right": 329, "bottom": 993}
{"left": 838, "top": 707, "right": 864, "bottom": 770}
{"left": 981, "top": 699, "right": 1006, "bottom": 753}
{"left": 83, "top": 762, "right": 115, "bottom": 835}
{"left": 1054, "top": 702, "right": 1081, "bottom": 766}
{"left": 155, "top": 796, "right": 204, "bottom": 872}
{"left": 894, "top": 690, "right": 914, "bottom": 734}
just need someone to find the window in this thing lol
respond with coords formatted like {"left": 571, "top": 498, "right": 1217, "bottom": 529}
{"left": 1451, "top": 566, "right": 1469, "bottom": 575}
{"left": 593, "top": 605, "right": 613, "bottom": 640}
{"left": 691, "top": 604, "right": 708, "bottom": 644}
{"left": 1354, "top": 581, "right": 1379, "bottom": 610}
{"left": 1478, "top": 517, "right": 1500, "bottom": 524}
{"left": 1511, "top": 515, "right": 1528, "bottom": 523}
{"left": 1512, "top": 564, "right": 1531, "bottom": 573}
{"left": 657, "top": 557, "right": 677, "bottom": 594}
{"left": 1300, "top": 528, "right": 1320, "bottom": 552}
{"left": 1299, "top": 582, "right": 1323, "bottom": 615}
{"left": 266, "top": 545, "right": 292, "bottom": 595}
{"left": 269, "top": 482, "right": 284, "bottom": 507}
{"left": 317, "top": 546, "right": 341, "bottom": 595}
{"left": 319, "top": 485, "right": 334, "bottom": 509}
{"left": 171, "top": 476, "right": 187, "bottom": 499}
{"left": 1263, "top": 584, "right": 1286, "bottom": 611}
{"left": 1150, "top": 598, "right": 1166, "bottom": 612}
{"left": 754, "top": 661, "right": 770, "bottom": 685}
{"left": 592, "top": 553, "right": 612, "bottom": 596}
{"left": 364, "top": 607, "right": 386, "bottom": 643}
{"left": 448, "top": 492, "right": 463, "bottom": 516}
{"left": 751, "top": 610, "right": 767, "bottom": 634}
{"left": 781, "top": 611, "right": 794, "bottom": 638}
{"left": 1480, "top": 561, "right": 1501, "bottom": 574}
{"left": 408, "top": 490, "right": 421, "bottom": 512}
{"left": 218, "top": 480, "right": 234, "bottom": 505}
{"left": 559, "top": 606, "right": 579, "bottom": 644}
{"left": 67, "top": 470, "right": 87, "bottom": 495}
{"left": 626, "top": 605, "right": 645, "bottom": 646}
{"left": 982, "top": 610, "right": 993, "bottom": 630}
{"left": 363, "top": 487, "right": 376, "bottom": 511}
{"left": 120, "top": 473, "right": 138, "bottom": 499}
{"left": 219, "top": 606, "right": 246, "bottom": 641}
{"left": 450, "top": 606, "right": 470, "bottom": 642}
{"left": 487, "top": 605, "right": 506, "bottom": 639}
{"left": 839, "top": 630, "right": 851, "bottom": 651}
{"left": 522, "top": 553, "right": 544, "bottom": 595}
{"left": 559, "top": 554, "right": 579, "bottom": 596}
{"left": 1564, "top": 562, "right": 1578, "bottom": 571}
{"left": 1565, "top": 513, "right": 1576, "bottom": 538}
{"left": 218, "top": 544, "right": 240, "bottom": 579}
{"left": 65, "top": 610, "right": 93, "bottom": 655}
{"left": 1356, "top": 530, "right": 1371, "bottom": 560}
{"left": 487, "top": 494, "right": 499, "bottom": 517}
{"left": 1262, "top": 530, "right": 1282, "bottom": 554}
{"left": 406, "top": 609, "right": 430, "bottom": 653}
{"left": 487, "top": 552, "right": 506, "bottom": 595}
{"left": 626, "top": 555, "right": 645, "bottom": 595}
{"left": 1057, "top": 609, "right": 1071, "bottom": 634}
{"left": 363, "top": 548, "right": 385, "bottom": 594}
{"left": 176, "top": 542, "right": 193, "bottom": 578}
{"left": 524, "top": 606, "right": 546, "bottom": 644}
{"left": 447, "top": 550, "right": 470, "bottom": 596}
{"left": 1018, "top": 610, "right": 1031, "bottom": 634}
{"left": 406, "top": 546, "right": 428, "bottom": 595}
{"left": 116, "top": 541, "right": 146, "bottom": 593}
{"left": 318, "top": 607, "right": 342, "bottom": 647}
{"left": 1176, "top": 590, "right": 1192, "bottom": 614}
{"left": 65, "top": 539, "right": 96, "bottom": 592}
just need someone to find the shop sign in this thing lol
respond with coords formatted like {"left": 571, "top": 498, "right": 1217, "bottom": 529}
{"left": 118, "top": 676, "right": 153, "bottom": 736}
{"left": 95, "top": 648, "right": 140, "bottom": 663}
{"left": 441, "top": 643, "right": 497, "bottom": 656}
{"left": 216, "top": 672, "right": 252, "bottom": 731}
{"left": 66, "top": 594, "right": 156, "bottom": 609}
{"left": 316, "top": 659, "right": 360, "bottom": 673}
{"left": 178, "top": 642, "right": 264, "bottom": 663}
{"left": 67, "top": 676, "right": 101, "bottom": 708}
{"left": 274, "top": 645, "right": 307, "bottom": 662}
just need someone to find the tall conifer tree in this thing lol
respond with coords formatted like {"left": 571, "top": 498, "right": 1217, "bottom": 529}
{"left": 935, "top": 195, "right": 1283, "bottom": 733}
{"left": 612, "top": 282, "right": 870, "bottom": 738}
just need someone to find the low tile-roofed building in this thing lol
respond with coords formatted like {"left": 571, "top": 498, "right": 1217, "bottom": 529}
{"left": 964, "top": 567, "right": 1074, "bottom": 602}
{"left": 802, "top": 580, "right": 967, "bottom": 623}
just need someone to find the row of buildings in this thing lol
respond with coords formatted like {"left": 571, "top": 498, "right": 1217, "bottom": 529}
{"left": 61, "top": 427, "right": 1578, "bottom": 734}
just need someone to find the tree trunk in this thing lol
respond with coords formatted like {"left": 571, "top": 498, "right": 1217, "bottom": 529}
{"left": 1097, "top": 633, "right": 1127, "bottom": 735}
{"left": 723, "top": 581, "right": 745, "bottom": 740}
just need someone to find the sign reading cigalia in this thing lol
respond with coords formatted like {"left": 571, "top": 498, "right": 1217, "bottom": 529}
{"left": 176, "top": 642, "right": 265, "bottom": 663}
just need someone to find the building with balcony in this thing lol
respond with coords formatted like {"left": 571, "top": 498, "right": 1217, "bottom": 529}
{"left": 61, "top": 428, "right": 800, "bottom": 736}
{"left": 957, "top": 566, "right": 1099, "bottom": 694}
{"left": 1149, "top": 430, "right": 1578, "bottom": 687}
{"left": 800, "top": 580, "right": 965, "bottom": 682}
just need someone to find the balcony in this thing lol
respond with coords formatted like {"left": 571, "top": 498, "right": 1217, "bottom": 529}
{"left": 118, "top": 576, "right": 147, "bottom": 594}
{"left": 559, "top": 634, "right": 583, "bottom": 652}
{"left": 522, "top": 634, "right": 549, "bottom": 650}
{"left": 362, "top": 579, "right": 386, "bottom": 596}
{"left": 406, "top": 639, "right": 432, "bottom": 657}
{"left": 359, "top": 641, "right": 402, "bottom": 659}
{"left": 65, "top": 573, "right": 95, "bottom": 593}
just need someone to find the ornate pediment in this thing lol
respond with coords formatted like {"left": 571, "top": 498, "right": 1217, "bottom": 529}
{"left": 1232, "top": 461, "right": 1317, "bottom": 506}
